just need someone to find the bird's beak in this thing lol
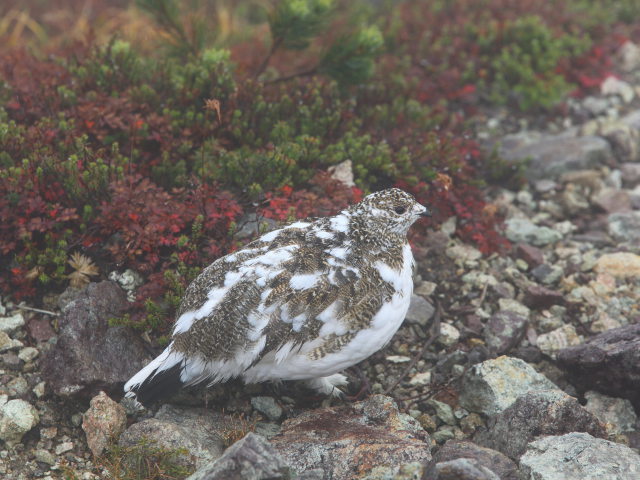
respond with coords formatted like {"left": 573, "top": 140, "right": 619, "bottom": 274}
{"left": 418, "top": 204, "right": 431, "bottom": 217}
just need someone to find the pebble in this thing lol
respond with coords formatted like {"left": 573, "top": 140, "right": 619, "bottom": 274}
{"left": 409, "top": 371, "right": 432, "bottom": 386}
{"left": 428, "top": 399, "right": 457, "bottom": 426}
{"left": 504, "top": 218, "right": 562, "bottom": 246}
{"left": 386, "top": 355, "right": 411, "bottom": 363}
{"left": 601, "top": 76, "right": 635, "bottom": 103}
{"left": 34, "top": 449, "right": 56, "bottom": 465}
{"left": 251, "top": 396, "right": 283, "bottom": 422}
{"left": 55, "top": 441, "right": 74, "bottom": 455}
{"left": 0, "top": 313, "right": 25, "bottom": 334}
{"left": 405, "top": 295, "right": 435, "bottom": 326}
{"left": 607, "top": 211, "right": 640, "bottom": 243}
{"left": 594, "top": 252, "right": 640, "bottom": 278}
{"left": 18, "top": 347, "right": 39, "bottom": 363}
{"left": 584, "top": 391, "right": 638, "bottom": 435}
{"left": 0, "top": 331, "right": 23, "bottom": 353}
{"left": 459, "top": 356, "right": 557, "bottom": 416}
{"left": 438, "top": 323, "right": 460, "bottom": 347}
{"left": 0, "top": 399, "right": 40, "bottom": 446}
{"left": 32, "top": 381, "right": 46, "bottom": 399}
{"left": 536, "top": 325, "right": 581, "bottom": 356}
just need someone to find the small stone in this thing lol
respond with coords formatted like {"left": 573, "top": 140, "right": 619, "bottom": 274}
{"left": 438, "top": 323, "right": 460, "bottom": 347}
{"left": 520, "top": 432, "right": 640, "bottom": 480}
{"left": 505, "top": 218, "right": 562, "bottom": 246}
{"left": 483, "top": 311, "right": 528, "bottom": 355}
{"left": 601, "top": 76, "right": 635, "bottom": 103}
{"left": 254, "top": 422, "right": 281, "bottom": 439}
{"left": 459, "top": 356, "right": 557, "bottom": 416}
{"left": 55, "top": 441, "right": 74, "bottom": 455}
{"left": 608, "top": 211, "right": 640, "bottom": 243}
{"left": 582, "top": 96, "right": 610, "bottom": 116}
{"left": 497, "top": 299, "right": 530, "bottom": 318}
{"left": 531, "top": 264, "right": 564, "bottom": 285}
{"left": 17, "top": 347, "right": 39, "bottom": 363}
{"left": 0, "top": 313, "right": 25, "bottom": 334}
{"left": 415, "top": 281, "right": 437, "bottom": 297}
{"left": 0, "top": 332, "right": 23, "bottom": 353}
{"left": 536, "top": 325, "right": 581, "bottom": 356}
{"left": 431, "top": 440, "right": 518, "bottom": 480}
{"left": 405, "top": 295, "right": 435, "bottom": 326}
{"left": 386, "top": 355, "right": 411, "bottom": 363}
{"left": 0, "top": 399, "right": 40, "bottom": 446}
{"left": 593, "top": 188, "right": 632, "bottom": 213}
{"left": 524, "top": 285, "right": 565, "bottom": 309}
{"left": 428, "top": 399, "right": 457, "bottom": 426}
{"left": 459, "top": 413, "right": 484, "bottom": 434}
{"left": 409, "top": 371, "right": 432, "bottom": 386}
{"left": 618, "top": 41, "right": 640, "bottom": 72}
{"left": 418, "top": 414, "right": 437, "bottom": 433}
{"left": 34, "top": 449, "right": 56, "bottom": 465}
{"left": 515, "top": 244, "right": 544, "bottom": 268}
{"left": 584, "top": 391, "right": 638, "bottom": 435}
{"left": 594, "top": 252, "right": 640, "bottom": 278}
{"left": 446, "top": 244, "right": 482, "bottom": 262}
{"left": 7, "top": 377, "right": 29, "bottom": 397}
{"left": 251, "top": 396, "right": 283, "bottom": 422}
{"left": 41, "top": 426, "right": 57, "bottom": 439}
{"left": 327, "top": 160, "right": 355, "bottom": 187}
{"left": 590, "top": 312, "right": 622, "bottom": 333}
{"left": 620, "top": 162, "right": 640, "bottom": 187}
{"left": 82, "top": 391, "right": 127, "bottom": 457}
{"left": 432, "top": 425, "right": 458, "bottom": 444}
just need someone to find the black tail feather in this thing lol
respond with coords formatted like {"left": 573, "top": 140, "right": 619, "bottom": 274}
{"left": 131, "top": 363, "right": 184, "bottom": 406}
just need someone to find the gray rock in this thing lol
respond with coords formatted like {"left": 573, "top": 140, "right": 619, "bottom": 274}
{"left": 475, "top": 390, "right": 605, "bottom": 460}
{"left": 270, "top": 395, "right": 431, "bottom": 480}
{"left": 556, "top": 324, "right": 640, "bottom": 409}
{"left": 620, "top": 162, "right": 640, "bottom": 187}
{"left": 0, "top": 399, "right": 39, "bottom": 447}
{"left": 119, "top": 404, "right": 229, "bottom": 469}
{"left": 582, "top": 96, "right": 610, "bottom": 117}
{"left": 500, "top": 134, "right": 612, "bottom": 181}
{"left": 405, "top": 295, "right": 435, "bottom": 326}
{"left": 187, "top": 433, "right": 293, "bottom": 480}
{"left": 584, "top": 391, "right": 638, "bottom": 435}
{"left": 504, "top": 218, "right": 562, "bottom": 246}
{"left": 82, "top": 391, "right": 127, "bottom": 456}
{"left": 251, "top": 396, "right": 283, "bottom": 422}
{"left": 608, "top": 211, "right": 640, "bottom": 243}
{"left": 519, "top": 432, "right": 640, "bottom": 480}
{"left": 426, "top": 458, "right": 499, "bottom": 480}
{"left": 619, "top": 41, "right": 640, "bottom": 72}
{"left": 459, "top": 356, "right": 557, "bottom": 416}
{"left": 41, "top": 281, "right": 149, "bottom": 397}
{"left": 430, "top": 440, "right": 518, "bottom": 480}
{"left": 0, "top": 313, "right": 25, "bottom": 334}
{"left": 530, "top": 264, "right": 563, "bottom": 285}
{"left": 593, "top": 188, "right": 632, "bottom": 213}
{"left": 482, "top": 311, "right": 528, "bottom": 355}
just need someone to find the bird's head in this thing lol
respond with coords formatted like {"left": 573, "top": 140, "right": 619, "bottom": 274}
{"left": 349, "top": 188, "right": 431, "bottom": 237}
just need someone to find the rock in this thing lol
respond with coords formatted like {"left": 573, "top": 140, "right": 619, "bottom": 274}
{"left": 34, "top": 448, "right": 56, "bottom": 465}
{"left": 530, "top": 264, "right": 563, "bottom": 285}
{"left": 409, "top": 371, "right": 432, "bottom": 386}
{"left": 425, "top": 458, "right": 499, "bottom": 480}
{"left": 505, "top": 218, "right": 562, "bottom": 246}
{"left": 17, "top": 347, "right": 38, "bottom": 363}
{"left": 0, "top": 313, "right": 25, "bottom": 334}
{"left": 556, "top": 324, "right": 640, "bottom": 408}
{"left": 428, "top": 399, "right": 456, "bottom": 426}
{"left": 519, "top": 432, "right": 640, "bottom": 480}
{"left": 592, "top": 188, "right": 631, "bottom": 213}
{"left": 459, "top": 356, "right": 557, "bottom": 416}
{"left": 475, "top": 390, "right": 605, "bottom": 460}
{"left": 618, "top": 41, "right": 640, "bottom": 72}
{"left": 515, "top": 244, "right": 544, "bottom": 268}
{"left": 82, "top": 391, "right": 127, "bottom": 456}
{"left": 620, "top": 162, "right": 640, "bottom": 187}
{"left": 55, "top": 441, "right": 74, "bottom": 454}
{"left": 26, "top": 317, "right": 56, "bottom": 343}
{"left": 328, "top": 159, "right": 355, "bottom": 188}
{"left": 536, "top": 325, "right": 581, "bottom": 356}
{"left": 582, "top": 96, "right": 609, "bottom": 117}
{"left": 119, "top": 404, "right": 230, "bottom": 470}
{"left": 405, "top": 295, "right": 435, "bottom": 326}
{"left": 500, "top": 134, "right": 611, "bottom": 181}
{"left": 607, "top": 211, "right": 640, "bottom": 243}
{"left": 0, "top": 331, "right": 22, "bottom": 352}
{"left": 584, "top": 391, "right": 638, "bottom": 435}
{"left": 108, "top": 269, "right": 143, "bottom": 301}
{"left": 438, "top": 323, "right": 460, "bottom": 347}
{"left": 482, "top": 311, "right": 528, "bottom": 355}
{"left": 270, "top": 395, "right": 431, "bottom": 480}
{"left": 430, "top": 440, "right": 518, "bottom": 480}
{"left": 251, "top": 397, "right": 283, "bottom": 422}
{"left": 186, "top": 433, "right": 294, "bottom": 480}
{"left": 41, "top": 281, "right": 149, "bottom": 397}
{"left": 594, "top": 252, "right": 640, "bottom": 278}
{"left": 523, "top": 285, "right": 565, "bottom": 309}
{"left": 601, "top": 76, "right": 635, "bottom": 103}
{"left": 0, "top": 399, "right": 39, "bottom": 447}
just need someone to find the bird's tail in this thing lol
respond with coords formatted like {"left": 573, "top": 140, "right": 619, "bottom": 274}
{"left": 124, "top": 346, "right": 185, "bottom": 406}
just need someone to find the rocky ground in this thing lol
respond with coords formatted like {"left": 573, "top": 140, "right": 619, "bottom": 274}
{"left": 2, "top": 41, "right": 640, "bottom": 480}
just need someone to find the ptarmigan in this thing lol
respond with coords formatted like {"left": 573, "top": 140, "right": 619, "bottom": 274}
{"left": 124, "top": 188, "right": 430, "bottom": 405}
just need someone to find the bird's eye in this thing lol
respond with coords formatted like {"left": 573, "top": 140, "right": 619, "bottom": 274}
{"left": 394, "top": 206, "right": 406, "bottom": 214}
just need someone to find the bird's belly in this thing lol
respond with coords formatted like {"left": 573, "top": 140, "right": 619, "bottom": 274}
{"left": 243, "top": 262, "right": 414, "bottom": 382}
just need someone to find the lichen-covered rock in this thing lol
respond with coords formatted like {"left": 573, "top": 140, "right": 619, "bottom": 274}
{"left": 429, "top": 440, "right": 518, "bottom": 480}
{"left": 459, "top": 356, "right": 557, "bottom": 416}
{"left": 0, "top": 398, "right": 39, "bottom": 447}
{"left": 82, "top": 391, "right": 127, "bottom": 456}
{"left": 584, "top": 391, "right": 638, "bottom": 435}
{"left": 41, "top": 281, "right": 149, "bottom": 397}
{"left": 270, "top": 395, "right": 431, "bottom": 480}
{"left": 482, "top": 311, "right": 528, "bottom": 355}
{"left": 187, "top": 433, "right": 296, "bottom": 480}
{"left": 519, "top": 432, "right": 640, "bottom": 480}
{"left": 474, "top": 390, "right": 606, "bottom": 460}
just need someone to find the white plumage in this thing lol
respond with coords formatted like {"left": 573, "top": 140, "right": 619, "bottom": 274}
{"left": 124, "top": 188, "right": 430, "bottom": 405}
